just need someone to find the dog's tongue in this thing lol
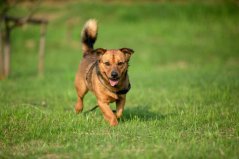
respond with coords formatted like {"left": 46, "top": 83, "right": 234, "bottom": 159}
{"left": 109, "top": 80, "right": 119, "bottom": 87}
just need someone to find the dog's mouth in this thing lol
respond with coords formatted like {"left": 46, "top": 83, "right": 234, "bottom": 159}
{"left": 109, "top": 78, "right": 119, "bottom": 87}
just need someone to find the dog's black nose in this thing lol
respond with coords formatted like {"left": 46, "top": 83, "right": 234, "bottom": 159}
{"left": 111, "top": 71, "right": 118, "bottom": 78}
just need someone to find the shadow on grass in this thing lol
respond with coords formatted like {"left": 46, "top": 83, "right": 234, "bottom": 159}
{"left": 121, "top": 106, "right": 175, "bottom": 122}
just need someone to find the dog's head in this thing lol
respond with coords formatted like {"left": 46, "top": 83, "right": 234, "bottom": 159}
{"left": 95, "top": 48, "right": 134, "bottom": 87}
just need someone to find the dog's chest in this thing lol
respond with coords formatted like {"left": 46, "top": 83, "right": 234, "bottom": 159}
{"left": 109, "top": 93, "right": 122, "bottom": 103}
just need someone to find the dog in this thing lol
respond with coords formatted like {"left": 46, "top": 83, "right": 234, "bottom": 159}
{"left": 74, "top": 19, "right": 134, "bottom": 126}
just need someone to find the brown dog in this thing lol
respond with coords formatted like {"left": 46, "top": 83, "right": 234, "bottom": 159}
{"left": 75, "top": 19, "right": 134, "bottom": 126}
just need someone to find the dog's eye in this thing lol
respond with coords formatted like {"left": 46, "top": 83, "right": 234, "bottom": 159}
{"left": 117, "top": 62, "right": 124, "bottom": 66}
{"left": 104, "top": 62, "right": 110, "bottom": 66}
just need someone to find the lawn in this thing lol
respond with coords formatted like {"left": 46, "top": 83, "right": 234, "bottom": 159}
{"left": 0, "top": 1, "right": 239, "bottom": 158}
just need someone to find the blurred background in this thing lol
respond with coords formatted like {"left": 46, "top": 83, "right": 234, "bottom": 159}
{"left": 1, "top": 0, "right": 238, "bottom": 74}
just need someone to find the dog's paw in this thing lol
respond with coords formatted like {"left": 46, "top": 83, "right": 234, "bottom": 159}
{"left": 75, "top": 103, "right": 83, "bottom": 114}
{"left": 110, "top": 118, "right": 118, "bottom": 126}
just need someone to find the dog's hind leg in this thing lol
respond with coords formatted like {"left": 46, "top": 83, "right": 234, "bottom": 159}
{"left": 75, "top": 76, "right": 88, "bottom": 113}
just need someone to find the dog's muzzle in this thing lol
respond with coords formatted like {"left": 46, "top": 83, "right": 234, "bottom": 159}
{"left": 109, "top": 71, "right": 119, "bottom": 87}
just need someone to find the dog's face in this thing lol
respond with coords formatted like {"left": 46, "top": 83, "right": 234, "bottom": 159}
{"left": 95, "top": 48, "right": 134, "bottom": 87}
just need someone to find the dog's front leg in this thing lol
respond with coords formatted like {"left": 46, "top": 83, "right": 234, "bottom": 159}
{"left": 98, "top": 100, "right": 118, "bottom": 126}
{"left": 116, "top": 96, "right": 126, "bottom": 119}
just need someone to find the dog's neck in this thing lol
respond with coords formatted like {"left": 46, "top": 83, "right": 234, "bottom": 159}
{"left": 95, "top": 61, "right": 131, "bottom": 95}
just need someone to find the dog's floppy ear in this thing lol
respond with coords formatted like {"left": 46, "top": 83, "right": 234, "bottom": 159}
{"left": 120, "top": 48, "right": 134, "bottom": 61}
{"left": 94, "top": 48, "right": 107, "bottom": 58}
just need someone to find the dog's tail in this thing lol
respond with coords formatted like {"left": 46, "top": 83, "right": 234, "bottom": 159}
{"left": 81, "top": 19, "right": 98, "bottom": 53}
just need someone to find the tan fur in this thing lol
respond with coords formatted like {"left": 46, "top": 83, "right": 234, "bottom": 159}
{"left": 75, "top": 19, "right": 134, "bottom": 126}
{"left": 81, "top": 19, "right": 98, "bottom": 53}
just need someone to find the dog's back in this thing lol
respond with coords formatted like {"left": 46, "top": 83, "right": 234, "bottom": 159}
{"left": 76, "top": 19, "right": 98, "bottom": 81}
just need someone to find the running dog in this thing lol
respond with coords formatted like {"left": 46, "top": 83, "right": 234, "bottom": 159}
{"left": 75, "top": 19, "right": 134, "bottom": 126}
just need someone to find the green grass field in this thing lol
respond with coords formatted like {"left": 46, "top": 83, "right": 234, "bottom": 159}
{"left": 0, "top": 1, "right": 239, "bottom": 158}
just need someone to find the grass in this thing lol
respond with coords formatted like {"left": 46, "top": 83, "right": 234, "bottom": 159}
{"left": 0, "top": 1, "right": 239, "bottom": 158}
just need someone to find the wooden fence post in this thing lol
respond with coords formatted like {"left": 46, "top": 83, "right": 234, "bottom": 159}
{"left": 0, "top": 15, "right": 48, "bottom": 79}
{"left": 38, "top": 23, "right": 46, "bottom": 76}
{"left": 0, "top": 27, "right": 3, "bottom": 78}
{"left": 3, "top": 21, "right": 10, "bottom": 77}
